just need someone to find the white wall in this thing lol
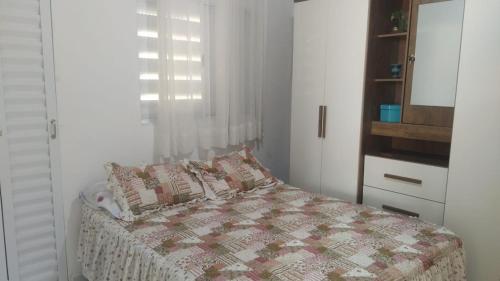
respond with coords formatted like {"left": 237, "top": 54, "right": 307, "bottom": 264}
{"left": 444, "top": 1, "right": 500, "bottom": 280}
{"left": 50, "top": 0, "right": 293, "bottom": 279}
{"left": 51, "top": 0, "right": 155, "bottom": 278}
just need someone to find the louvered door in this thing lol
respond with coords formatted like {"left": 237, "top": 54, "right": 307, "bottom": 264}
{"left": 0, "top": 0, "right": 67, "bottom": 280}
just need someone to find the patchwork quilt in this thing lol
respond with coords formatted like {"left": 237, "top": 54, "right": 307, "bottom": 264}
{"left": 79, "top": 185, "right": 465, "bottom": 281}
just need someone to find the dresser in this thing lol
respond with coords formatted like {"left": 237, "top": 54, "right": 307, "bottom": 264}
{"left": 363, "top": 155, "right": 448, "bottom": 225}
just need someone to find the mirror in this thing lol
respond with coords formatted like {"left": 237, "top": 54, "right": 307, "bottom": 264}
{"left": 409, "top": 0, "right": 464, "bottom": 107}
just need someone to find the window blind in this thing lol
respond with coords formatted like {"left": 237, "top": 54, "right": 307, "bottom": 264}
{"left": 137, "top": 0, "right": 204, "bottom": 123}
{"left": 0, "top": 0, "right": 67, "bottom": 280}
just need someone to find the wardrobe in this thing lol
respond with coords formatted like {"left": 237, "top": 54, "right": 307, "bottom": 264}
{"left": 0, "top": 0, "right": 67, "bottom": 280}
{"left": 443, "top": 0, "right": 500, "bottom": 279}
{"left": 289, "top": 0, "right": 369, "bottom": 202}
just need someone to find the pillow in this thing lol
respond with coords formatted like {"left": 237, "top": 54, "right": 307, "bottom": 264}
{"left": 79, "top": 181, "right": 122, "bottom": 219}
{"left": 105, "top": 162, "right": 205, "bottom": 221}
{"left": 187, "top": 147, "right": 278, "bottom": 198}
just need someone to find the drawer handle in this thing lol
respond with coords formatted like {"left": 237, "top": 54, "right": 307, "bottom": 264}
{"left": 382, "top": 205, "right": 420, "bottom": 218}
{"left": 384, "top": 173, "right": 422, "bottom": 185}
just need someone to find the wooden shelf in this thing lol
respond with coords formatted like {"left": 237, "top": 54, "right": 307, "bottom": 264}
{"left": 371, "top": 121, "right": 452, "bottom": 143}
{"left": 377, "top": 32, "right": 408, "bottom": 38}
{"left": 374, "top": 78, "right": 403, "bottom": 83}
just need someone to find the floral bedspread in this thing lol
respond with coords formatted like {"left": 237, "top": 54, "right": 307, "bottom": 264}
{"left": 79, "top": 185, "right": 465, "bottom": 281}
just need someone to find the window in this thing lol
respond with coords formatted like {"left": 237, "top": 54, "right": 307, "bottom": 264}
{"left": 135, "top": 0, "right": 267, "bottom": 158}
{"left": 136, "top": 0, "right": 205, "bottom": 122}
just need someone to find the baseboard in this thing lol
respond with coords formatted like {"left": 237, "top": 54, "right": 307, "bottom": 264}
{"left": 72, "top": 274, "right": 88, "bottom": 281}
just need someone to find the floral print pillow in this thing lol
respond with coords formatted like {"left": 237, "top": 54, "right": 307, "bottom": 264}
{"left": 187, "top": 147, "right": 279, "bottom": 199}
{"left": 104, "top": 162, "right": 205, "bottom": 221}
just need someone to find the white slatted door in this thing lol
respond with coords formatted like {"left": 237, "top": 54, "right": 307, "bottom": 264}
{"left": 0, "top": 0, "right": 67, "bottom": 280}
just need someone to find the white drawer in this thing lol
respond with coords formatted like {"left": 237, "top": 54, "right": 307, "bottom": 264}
{"left": 364, "top": 155, "right": 448, "bottom": 203}
{"left": 363, "top": 186, "right": 444, "bottom": 225}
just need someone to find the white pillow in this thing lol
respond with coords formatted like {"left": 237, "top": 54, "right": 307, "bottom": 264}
{"left": 79, "top": 182, "right": 122, "bottom": 219}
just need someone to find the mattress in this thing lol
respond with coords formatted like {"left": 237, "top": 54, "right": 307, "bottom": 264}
{"left": 78, "top": 185, "right": 465, "bottom": 281}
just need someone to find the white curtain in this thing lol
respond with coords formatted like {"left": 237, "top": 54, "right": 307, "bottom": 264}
{"left": 152, "top": 0, "right": 267, "bottom": 160}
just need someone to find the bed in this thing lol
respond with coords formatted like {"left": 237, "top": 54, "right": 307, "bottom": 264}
{"left": 78, "top": 184, "right": 465, "bottom": 281}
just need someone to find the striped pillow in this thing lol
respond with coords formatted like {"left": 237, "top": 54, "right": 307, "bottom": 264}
{"left": 105, "top": 162, "right": 205, "bottom": 221}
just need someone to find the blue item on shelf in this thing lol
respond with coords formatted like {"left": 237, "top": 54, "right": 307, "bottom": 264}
{"left": 390, "top": 64, "right": 402, "bottom": 78}
{"left": 380, "top": 104, "right": 401, "bottom": 123}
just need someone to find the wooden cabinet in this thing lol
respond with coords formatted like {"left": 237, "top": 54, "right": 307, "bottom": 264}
{"left": 290, "top": 0, "right": 369, "bottom": 202}
{"left": 361, "top": 0, "right": 464, "bottom": 177}
{"left": 361, "top": 0, "right": 464, "bottom": 221}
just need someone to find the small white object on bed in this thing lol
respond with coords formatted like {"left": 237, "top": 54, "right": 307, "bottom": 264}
{"left": 79, "top": 182, "right": 122, "bottom": 219}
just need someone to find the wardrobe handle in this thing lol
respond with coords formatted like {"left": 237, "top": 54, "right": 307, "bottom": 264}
{"left": 382, "top": 205, "right": 420, "bottom": 218}
{"left": 321, "top": 105, "right": 327, "bottom": 138}
{"left": 318, "top": 106, "right": 324, "bottom": 138}
{"left": 384, "top": 173, "right": 422, "bottom": 185}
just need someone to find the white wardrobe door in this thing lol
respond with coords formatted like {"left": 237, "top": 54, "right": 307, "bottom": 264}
{"left": 444, "top": 1, "right": 500, "bottom": 279}
{"left": 0, "top": 0, "right": 67, "bottom": 280}
{"left": 289, "top": 0, "right": 328, "bottom": 194}
{"left": 320, "top": 0, "right": 369, "bottom": 202}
